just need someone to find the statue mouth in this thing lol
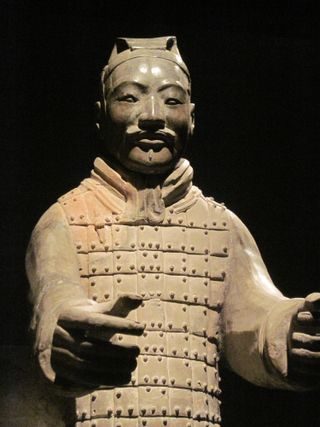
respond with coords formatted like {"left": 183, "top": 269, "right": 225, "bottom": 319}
{"left": 126, "top": 131, "right": 175, "bottom": 152}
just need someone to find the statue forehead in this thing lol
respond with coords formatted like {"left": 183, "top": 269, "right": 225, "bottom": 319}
{"left": 106, "top": 57, "right": 190, "bottom": 93}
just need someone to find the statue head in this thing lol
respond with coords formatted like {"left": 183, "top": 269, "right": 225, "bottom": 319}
{"left": 96, "top": 36, "right": 195, "bottom": 175}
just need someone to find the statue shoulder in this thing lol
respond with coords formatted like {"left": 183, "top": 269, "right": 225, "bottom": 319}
{"left": 57, "top": 177, "right": 119, "bottom": 226}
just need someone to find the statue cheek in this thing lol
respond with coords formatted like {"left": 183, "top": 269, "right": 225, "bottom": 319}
{"left": 108, "top": 104, "right": 137, "bottom": 126}
{"left": 166, "top": 106, "right": 191, "bottom": 130}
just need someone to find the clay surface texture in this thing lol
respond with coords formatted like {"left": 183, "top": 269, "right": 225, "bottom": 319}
{"left": 26, "top": 37, "right": 320, "bottom": 427}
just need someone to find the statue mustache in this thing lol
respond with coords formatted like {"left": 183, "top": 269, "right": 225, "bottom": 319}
{"left": 125, "top": 126, "right": 176, "bottom": 146}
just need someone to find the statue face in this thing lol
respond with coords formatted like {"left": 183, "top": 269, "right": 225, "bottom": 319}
{"left": 100, "top": 57, "right": 195, "bottom": 174}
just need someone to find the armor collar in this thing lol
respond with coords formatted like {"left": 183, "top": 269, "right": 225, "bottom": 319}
{"left": 90, "top": 157, "right": 194, "bottom": 224}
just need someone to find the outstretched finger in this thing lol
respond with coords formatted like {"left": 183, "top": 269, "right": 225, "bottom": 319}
{"left": 292, "top": 332, "right": 320, "bottom": 352}
{"left": 53, "top": 324, "right": 140, "bottom": 359}
{"left": 304, "top": 292, "right": 320, "bottom": 313}
{"left": 59, "top": 310, "right": 145, "bottom": 336}
{"left": 95, "top": 293, "right": 143, "bottom": 317}
{"left": 291, "top": 348, "right": 320, "bottom": 366}
{"left": 52, "top": 346, "right": 137, "bottom": 374}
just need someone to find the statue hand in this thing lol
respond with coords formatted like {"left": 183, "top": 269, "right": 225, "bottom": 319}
{"left": 51, "top": 293, "right": 144, "bottom": 389}
{"left": 289, "top": 292, "right": 320, "bottom": 381}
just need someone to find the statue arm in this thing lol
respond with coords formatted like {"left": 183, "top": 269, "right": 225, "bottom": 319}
{"left": 221, "top": 210, "right": 311, "bottom": 390}
{"left": 26, "top": 202, "right": 89, "bottom": 383}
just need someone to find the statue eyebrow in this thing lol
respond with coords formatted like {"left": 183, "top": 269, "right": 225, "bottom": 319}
{"left": 110, "top": 81, "right": 147, "bottom": 96}
{"left": 158, "top": 83, "right": 189, "bottom": 95}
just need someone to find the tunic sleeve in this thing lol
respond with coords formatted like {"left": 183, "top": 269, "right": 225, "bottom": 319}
{"left": 26, "top": 202, "right": 89, "bottom": 383}
{"left": 221, "top": 210, "right": 306, "bottom": 390}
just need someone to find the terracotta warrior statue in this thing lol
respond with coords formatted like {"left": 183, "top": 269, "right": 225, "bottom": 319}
{"left": 26, "top": 36, "right": 319, "bottom": 426}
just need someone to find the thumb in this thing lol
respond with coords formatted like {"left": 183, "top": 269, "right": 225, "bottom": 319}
{"left": 94, "top": 293, "right": 143, "bottom": 317}
{"left": 304, "top": 292, "right": 320, "bottom": 312}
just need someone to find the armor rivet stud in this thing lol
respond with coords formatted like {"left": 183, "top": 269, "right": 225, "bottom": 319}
{"left": 153, "top": 376, "right": 159, "bottom": 383}
{"left": 174, "top": 406, "right": 180, "bottom": 415}
{"left": 116, "top": 392, "right": 121, "bottom": 398}
{"left": 186, "top": 378, "right": 192, "bottom": 386}
{"left": 170, "top": 378, "right": 175, "bottom": 385}
{"left": 162, "top": 408, "right": 167, "bottom": 415}
{"left": 143, "top": 375, "right": 149, "bottom": 383}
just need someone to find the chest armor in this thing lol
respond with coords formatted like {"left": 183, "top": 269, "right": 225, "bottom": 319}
{"left": 59, "top": 186, "right": 230, "bottom": 427}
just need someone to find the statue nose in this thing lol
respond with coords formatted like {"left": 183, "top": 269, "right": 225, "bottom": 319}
{"left": 138, "top": 96, "right": 165, "bottom": 131}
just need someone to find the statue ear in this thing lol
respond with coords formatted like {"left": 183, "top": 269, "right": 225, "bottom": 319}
{"left": 95, "top": 101, "right": 101, "bottom": 129}
{"left": 94, "top": 101, "right": 104, "bottom": 138}
{"left": 190, "top": 103, "right": 195, "bottom": 135}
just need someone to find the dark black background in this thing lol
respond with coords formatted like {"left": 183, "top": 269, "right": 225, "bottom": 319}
{"left": 1, "top": 1, "right": 319, "bottom": 425}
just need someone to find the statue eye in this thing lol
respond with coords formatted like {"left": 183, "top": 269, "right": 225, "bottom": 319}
{"left": 165, "top": 98, "right": 182, "bottom": 105}
{"left": 118, "top": 94, "right": 138, "bottom": 103}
